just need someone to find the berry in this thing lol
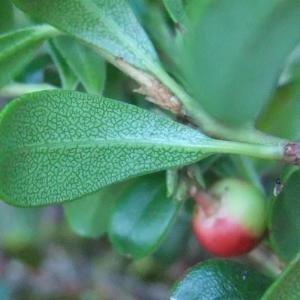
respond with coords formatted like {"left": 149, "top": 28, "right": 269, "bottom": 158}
{"left": 192, "top": 178, "right": 267, "bottom": 257}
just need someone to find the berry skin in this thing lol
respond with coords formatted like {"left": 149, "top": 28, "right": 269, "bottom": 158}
{"left": 192, "top": 178, "right": 267, "bottom": 257}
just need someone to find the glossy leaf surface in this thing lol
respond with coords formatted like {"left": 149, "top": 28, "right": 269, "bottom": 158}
{"left": 12, "top": 0, "right": 159, "bottom": 71}
{"left": 0, "top": 90, "right": 211, "bottom": 207}
{"left": 109, "top": 174, "right": 179, "bottom": 258}
{"left": 172, "top": 260, "right": 272, "bottom": 300}
{"left": 181, "top": 0, "right": 300, "bottom": 125}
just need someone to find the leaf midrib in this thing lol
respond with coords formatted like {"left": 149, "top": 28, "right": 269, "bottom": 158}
{"left": 2, "top": 138, "right": 208, "bottom": 152}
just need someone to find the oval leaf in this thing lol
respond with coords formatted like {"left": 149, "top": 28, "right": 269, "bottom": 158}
{"left": 262, "top": 252, "right": 300, "bottom": 300}
{"left": 0, "top": 25, "right": 58, "bottom": 87}
{"left": 11, "top": 0, "right": 159, "bottom": 71}
{"left": 172, "top": 260, "right": 272, "bottom": 300}
{"left": 108, "top": 174, "right": 179, "bottom": 258}
{"left": 64, "top": 180, "right": 135, "bottom": 238}
{"left": 181, "top": 0, "right": 300, "bottom": 125}
{"left": 0, "top": 90, "right": 210, "bottom": 207}
{"left": 269, "top": 170, "right": 300, "bottom": 262}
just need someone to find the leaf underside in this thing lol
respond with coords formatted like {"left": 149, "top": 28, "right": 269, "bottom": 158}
{"left": 0, "top": 90, "right": 210, "bottom": 207}
{"left": 11, "top": 0, "right": 159, "bottom": 71}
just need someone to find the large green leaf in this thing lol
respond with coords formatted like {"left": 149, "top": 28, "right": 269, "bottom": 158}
{"left": 181, "top": 0, "right": 300, "bottom": 125}
{"left": 108, "top": 174, "right": 179, "bottom": 258}
{"left": 0, "top": 25, "right": 58, "bottom": 87}
{"left": 172, "top": 260, "right": 272, "bottom": 300}
{"left": 52, "top": 36, "right": 106, "bottom": 94}
{"left": 0, "top": 90, "right": 212, "bottom": 207}
{"left": 257, "top": 83, "right": 300, "bottom": 140}
{"left": 262, "top": 252, "right": 300, "bottom": 300}
{"left": 64, "top": 180, "right": 135, "bottom": 238}
{"left": 269, "top": 170, "right": 300, "bottom": 262}
{"left": 11, "top": 0, "right": 159, "bottom": 71}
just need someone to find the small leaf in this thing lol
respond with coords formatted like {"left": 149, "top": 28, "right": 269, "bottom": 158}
{"left": 108, "top": 174, "right": 179, "bottom": 258}
{"left": 269, "top": 169, "right": 300, "bottom": 262}
{"left": 172, "top": 260, "right": 272, "bottom": 300}
{"left": 257, "top": 83, "right": 300, "bottom": 140}
{"left": 11, "top": 0, "right": 159, "bottom": 71}
{"left": 64, "top": 180, "right": 135, "bottom": 238}
{"left": 262, "top": 252, "right": 300, "bottom": 300}
{"left": 0, "top": 90, "right": 211, "bottom": 207}
{"left": 48, "top": 40, "right": 78, "bottom": 90}
{"left": 52, "top": 36, "right": 106, "bottom": 94}
{"left": 181, "top": 0, "right": 300, "bottom": 125}
{"left": 162, "top": 0, "right": 186, "bottom": 24}
{"left": 0, "top": 25, "right": 58, "bottom": 87}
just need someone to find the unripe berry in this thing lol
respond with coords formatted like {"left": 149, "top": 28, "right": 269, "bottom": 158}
{"left": 192, "top": 178, "right": 267, "bottom": 257}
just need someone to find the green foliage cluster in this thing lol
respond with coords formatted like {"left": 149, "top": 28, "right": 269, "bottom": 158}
{"left": 1, "top": 0, "right": 300, "bottom": 299}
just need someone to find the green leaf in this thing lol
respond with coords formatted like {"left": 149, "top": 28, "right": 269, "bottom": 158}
{"left": 11, "top": 0, "right": 159, "bottom": 71}
{"left": 162, "top": 0, "right": 186, "bottom": 24}
{"left": 141, "top": 2, "right": 179, "bottom": 73}
{"left": 64, "top": 180, "right": 135, "bottom": 238}
{"left": 0, "top": 89, "right": 211, "bottom": 207}
{"left": 154, "top": 207, "right": 191, "bottom": 265}
{"left": 257, "top": 83, "right": 300, "bottom": 140}
{"left": 52, "top": 36, "right": 106, "bottom": 94}
{"left": 0, "top": 0, "right": 14, "bottom": 33}
{"left": 172, "top": 260, "right": 272, "bottom": 300}
{"left": 0, "top": 25, "right": 58, "bottom": 87}
{"left": 108, "top": 174, "right": 179, "bottom": 258}
{"left": 181, "top": 0, "right": 300, "bottom": 125}
{"left": 48, "top": 40, "right": 79, "bottom": 90}
{"left": 262, "top": 252, "right": 300, "bottom": 300}
{"left": 269, "top": 169, "right": 300, "bottom": 262}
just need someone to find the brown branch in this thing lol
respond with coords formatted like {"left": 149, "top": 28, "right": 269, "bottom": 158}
{"left": 115, "top": 58, "right": 182, "bottom": 114}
